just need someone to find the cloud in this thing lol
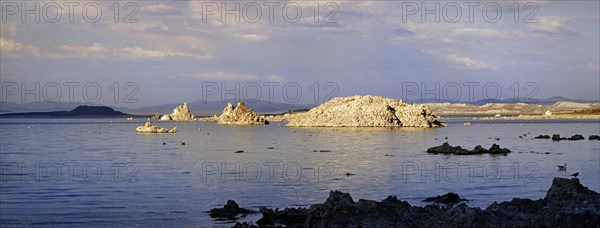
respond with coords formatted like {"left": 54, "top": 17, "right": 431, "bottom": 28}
{"left": 0, "top": 23, "right": 17, "bottom": 36}
{"left": 171, "top": 72, "right": 285, "bottom": 82}
{"left": 0, "top": 37, "right": 39, "bottom": 57}
{"left": 0, "top": 37, "right": 21, "bottom": 52}
{"left": 172, "top": 72, "right": 258, "bottom": 81}
{"left": 142, "top": 3, "right": 175, "bottom": 13}
{"left": 528, "top": 16, "right": 577, "bottom": 36}
{"left": 239, "top": 34, "right": 269, "bottom": 42}
{"left": 442, "top": 54, "right": 493, "bottom": 70}
{"left": 53, "top": 43, "right": 212, "bottom": 60}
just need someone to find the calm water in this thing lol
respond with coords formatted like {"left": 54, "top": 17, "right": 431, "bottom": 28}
{"left": 1, "top": 118, "right": 599, "bottom": 226}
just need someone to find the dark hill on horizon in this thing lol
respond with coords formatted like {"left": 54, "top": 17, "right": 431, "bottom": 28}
{"left": 0, "top": 105, "right": 132, "bottom": 118}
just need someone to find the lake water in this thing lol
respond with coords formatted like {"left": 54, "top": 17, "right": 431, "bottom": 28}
{"left": 1, "top": 118, "right": 599, "bottom": 226}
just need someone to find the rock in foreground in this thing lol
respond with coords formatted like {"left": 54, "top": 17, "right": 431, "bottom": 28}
{"left": 218, "top": 102, "right": 269, "bottom": 125}
{"left": 285, "top": 95, "right": 444, "bottom": 127}
{"left": 423, "top": 192, "right": 467, "bottom": 204}
{"left": 135, "top": 122, "right": 176, "bottom": 133}
{"left": 244, "top": 178, "right": 599, "bottom": 227}
{"left": 161, "top": 102, "right": 196, "bottom": 121}
{"left": 209, "top": 200, "right": 255, "bottom": 220}
{"left": 427, "top": 142, "right": 511, "bottom": 155}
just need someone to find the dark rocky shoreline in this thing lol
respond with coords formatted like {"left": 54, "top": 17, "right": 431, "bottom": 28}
{"left": 210, "top": 178, "right": 600, "bottom": 227}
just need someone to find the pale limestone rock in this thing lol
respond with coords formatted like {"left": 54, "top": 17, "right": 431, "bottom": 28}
{"left": 218, "top": 102, "right": 269, "bottom": 125}
{"left": 544, "top": 110, "right": 553, "bottom": 116}
{"left": 160, "top": 115, "right": 172, "bottom": 121}
{"left": 165, "top": 102, "right": 196, "bottom": 121}
{"left": 285, "top": 95, "right": 443, "bottom": 127}
{"left": 136, "top": 121, "right": 176, "bottom": 133}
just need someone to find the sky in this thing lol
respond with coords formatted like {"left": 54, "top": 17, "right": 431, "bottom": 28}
{"left": 0, "top": 0, "right": 599, "bottom": 107}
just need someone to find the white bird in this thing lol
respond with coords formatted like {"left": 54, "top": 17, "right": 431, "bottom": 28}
{"left": 557, "top": 164, "right": 567, "bottom": 171}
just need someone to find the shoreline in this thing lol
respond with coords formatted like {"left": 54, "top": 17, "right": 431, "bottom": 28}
{"left": 210, "top": 178, "right": 599, "bottom": 227}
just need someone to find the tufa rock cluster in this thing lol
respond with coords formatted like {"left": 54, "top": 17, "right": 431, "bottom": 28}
{"left": 218, "top": 102, "right": 269, "bottom": 125}
{"left": 285, "top": 95, "right": 444, "bottom": 127}
{"left": 161, "top": 102, "right": 196, "bottom": 121}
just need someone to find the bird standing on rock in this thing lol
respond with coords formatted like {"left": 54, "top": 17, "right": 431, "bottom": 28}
{"left": 557, "top": 164, "right": 567, "bottom": 171}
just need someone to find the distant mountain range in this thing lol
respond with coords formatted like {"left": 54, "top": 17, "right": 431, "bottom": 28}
{"left": 0, "top": 99, "right": 315, "bottom": 115}
{"left": 404, "top": 96, "right": 599, "bottom": 106}
{"left": 1, "top": 96, "right": 597, "bottom": 115}
{"left": 0, "top": 105, "right": 129, "bottom": 118}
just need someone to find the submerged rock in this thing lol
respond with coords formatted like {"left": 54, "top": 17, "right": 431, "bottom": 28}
{"left": 552, "top": 134, "right": 564, "bottom": 141}
{"left": 209, "top": 200, "right": 255, "bottom": 219}
{"left": 423, "top": 193, "right": 467, "bottom": 204}
{"left": 218, "top": 102, "right": 269, "bottom": 125}
{"left": 285, "top": 95, "right": 444, "bottom": 127}
{"left": 135, "top": 122, "right": 176, "bottom": 133}
{"left": 246, "top": 178, "right": 599, "bottom": 227}
{"left": 427, "top": 142, "right": 510, "bottom": 155}
{"left": 427, "top": 142, "right": 470, "bottom": 155}
{"left": 568, "top": 134, "right": 585, "bottom": 140}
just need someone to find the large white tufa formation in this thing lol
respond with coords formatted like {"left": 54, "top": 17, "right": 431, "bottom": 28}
{"left": 285, "top": 95, "right": 444, "bottom": 127}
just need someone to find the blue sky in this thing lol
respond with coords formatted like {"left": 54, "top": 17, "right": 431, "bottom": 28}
{"left": 1, "top": 1, "right": 599, "bottom": 107}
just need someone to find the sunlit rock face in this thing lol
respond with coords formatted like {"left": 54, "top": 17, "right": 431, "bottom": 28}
{"left": 285, "top": 95, "right": 444, "bottom": 127}
{"left": 218, "top": 102, "right": 269, "bottom": 125}
{"left": 164, "top": 102, "right": 196, "bottom": 121}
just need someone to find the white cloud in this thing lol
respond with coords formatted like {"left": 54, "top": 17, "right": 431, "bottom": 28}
{"left": 0, "top": 37, "right": 39, "bottom": 57}
{"left": 0, "top": 37, "right": 22, "bottom": 52}
{"left": 144, "top": 3, "right": 177, "bottom": 13}
{"left": 173, "top": 72, "right": 258, "bottom": 81}
{"left": 171, "top": 72, "right": 285, "bottom": 82}
{"left": 528, "top": 16, "right": 569, "bottom": 33}
{"left": 443, "top": 54, "right": 493, "bottom": 70}
{"left": 53, "top": 43, "right": 212, "bottom": 60}
{"left": 239, "top": 34, "right": 269, "bottom": 42}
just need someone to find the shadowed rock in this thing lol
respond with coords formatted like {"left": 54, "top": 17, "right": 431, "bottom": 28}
{"left": 568, "top": 134, "right": 585, "bottom": 140}
{"left": 423, "top": 193, "right": 467, "bottom": 204}
{"left": 209, "top": 200, "right": 255, "bottom": 220}
{"left": 244, "top": 178, "right": 599, "bottom": 227}
{"left": 534, "top": 135, "right": 550, "bottom": 139}
{"left": 552, "top": 134, "right": 564, "bottom": 141}
{"left": 590, "top": 135, "right": 600, "bottom": 140}
{"left": 427, "top": 142, "right": 510, "bottom": 155}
